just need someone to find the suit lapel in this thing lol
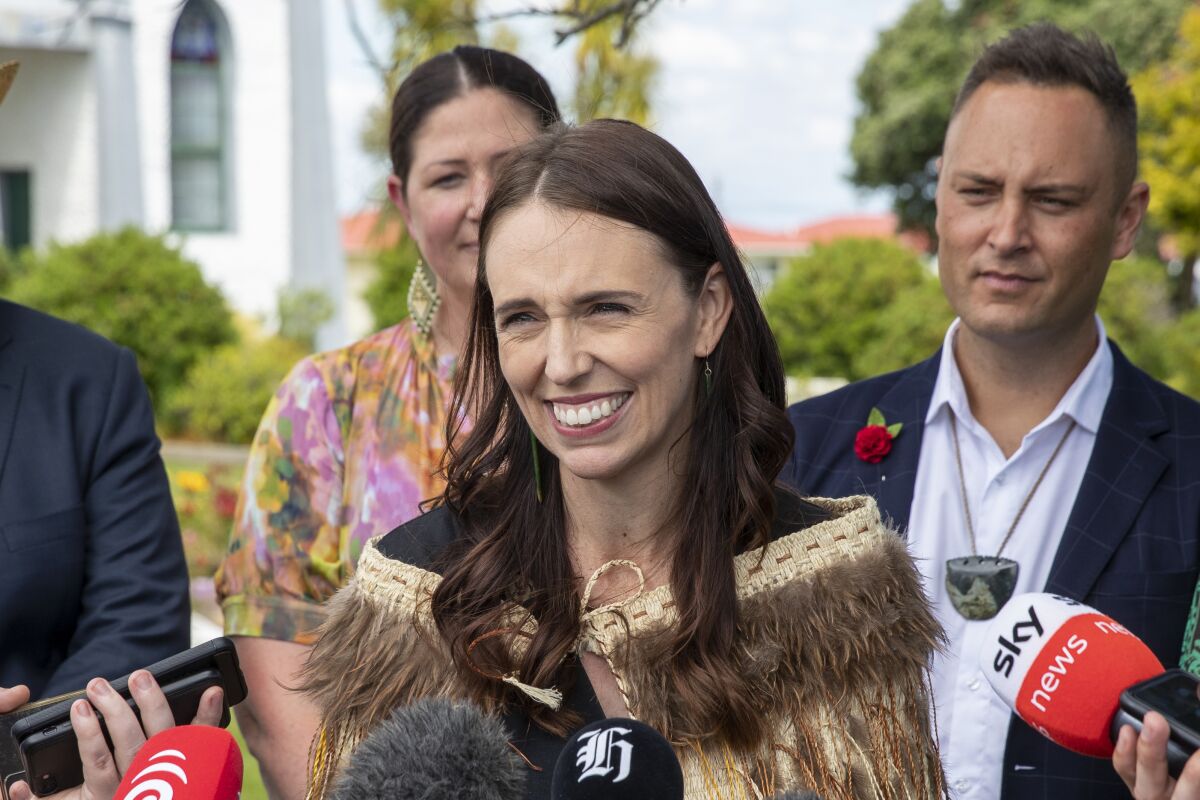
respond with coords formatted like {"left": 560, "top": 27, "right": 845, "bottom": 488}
{"left": 864, "top": 353, "right": 940, "bottom": 533}
{"left": 1044, "top": 344, "right": 1169, "bottom": 599}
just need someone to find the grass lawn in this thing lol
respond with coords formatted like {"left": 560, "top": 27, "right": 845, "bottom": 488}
{"left": 229, "top": 715, "right": 269, "bottom": 800}
{"left": 163, "top": 454, "right": 268, "bottom": 800}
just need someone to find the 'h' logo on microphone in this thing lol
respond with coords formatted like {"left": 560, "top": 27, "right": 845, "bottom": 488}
{"left": 575, "top": 725, "right": 633, "bottom": 784}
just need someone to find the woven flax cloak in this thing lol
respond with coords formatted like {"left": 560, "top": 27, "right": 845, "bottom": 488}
{"left": 301, "top": 495, "right": 948, "bottom": 800}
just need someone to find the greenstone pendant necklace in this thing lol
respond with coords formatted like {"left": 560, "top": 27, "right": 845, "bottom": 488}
{"left": 945, "top": 412, "right": 1076, "bottom": 621}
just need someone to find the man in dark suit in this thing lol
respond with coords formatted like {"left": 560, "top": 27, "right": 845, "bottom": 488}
{"left": 784, "top": 24, "right": 1200, "bottom": 800}
{"left": 0, "top": 299, "right": 191, "bottom": 698}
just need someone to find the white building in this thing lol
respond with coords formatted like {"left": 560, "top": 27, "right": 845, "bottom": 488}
{"left": 0, "top": 0, "right": 347, "bottom": 347}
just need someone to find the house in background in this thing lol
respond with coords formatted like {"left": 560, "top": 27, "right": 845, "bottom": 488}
{"left": 732, "top": 213, "right": 932, "bottom": 292}
{"left": 338, "top": 208, "right": 933, "bottom": 340}
{"left": 0, "top": 0, "right": 347, "bottom": 348}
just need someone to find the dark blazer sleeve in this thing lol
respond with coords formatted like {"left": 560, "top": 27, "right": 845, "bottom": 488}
{"left": 43, "top": 347, "right": 191, "bottom": 695}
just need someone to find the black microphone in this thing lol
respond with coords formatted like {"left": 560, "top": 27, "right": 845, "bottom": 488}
{"left": 551, "top": 718, "right": 684, "bottom": 799}
{"left": 329, "top": 697, "right": 526, "bottom": 800}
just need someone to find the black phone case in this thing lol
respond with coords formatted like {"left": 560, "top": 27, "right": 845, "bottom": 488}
{"left": 14, "top": 670, "right": 227, "bottom": 797}
{"left": 1, "top": 637, "right": 247, "bottom": 798}
{"left": 1110, "top": 668, "right": 1200, "bottom": 779}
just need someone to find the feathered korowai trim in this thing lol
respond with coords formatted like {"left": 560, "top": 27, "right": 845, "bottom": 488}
{"left": 300, "top": 496, "right": 947, "bottom": 800}
{"left": 298, "top": 549, "right": 499, "bottom": 800}
{"left": 588, "top": 496, "right": 948, "bottom": 799}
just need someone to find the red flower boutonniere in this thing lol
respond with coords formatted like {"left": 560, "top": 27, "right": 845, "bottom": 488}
{"left": 854, "top": 407, "right": 903, "bottom": 464}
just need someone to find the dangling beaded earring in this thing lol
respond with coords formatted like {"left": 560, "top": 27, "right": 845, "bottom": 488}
{"left": 530, "top": 429, "right": 543, "bottom": 503}
{"left": 407, "top": 259, "right": 441, "bottom": 337}
{"left": 703, "top": 357, "right": 713, "bottom": 397}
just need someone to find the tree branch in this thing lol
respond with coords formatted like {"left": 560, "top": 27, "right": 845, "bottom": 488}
{"left": 468, "top": 0, "right": 666, "bottom": 47}
{"left": 343, "top": 0, "right": 392, "bottom": 85}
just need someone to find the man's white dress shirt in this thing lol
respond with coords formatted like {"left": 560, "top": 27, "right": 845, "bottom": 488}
{"left": 907, "top": 317, "right": 1113, "bottom": 799}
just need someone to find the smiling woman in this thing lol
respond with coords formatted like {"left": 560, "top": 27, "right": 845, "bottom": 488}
{"left": 301, "top": 120, "right": 946, "bottom": 800}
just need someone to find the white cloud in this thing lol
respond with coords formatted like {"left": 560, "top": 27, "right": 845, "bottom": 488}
{"left": 322, "top": 0, "right": 911, "bottom": 224}
{"left": 650, "top": 21, "right": 746, "bottom": 69}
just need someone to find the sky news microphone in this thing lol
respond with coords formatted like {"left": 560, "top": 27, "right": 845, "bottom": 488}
{"left": 114, "top": 725, "right": 241, "bottom": 800}
{"left": 328, "top": 697, "right": 525, "bottom": 800}
{"left": 979, "top": 592, "right": 1164, "bottom": 758}
{"left": 551, "top": 718, "right": 683, "bottom": 799}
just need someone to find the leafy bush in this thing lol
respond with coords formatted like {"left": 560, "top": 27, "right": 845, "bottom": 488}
{"left": 0, "top": 245, "right": 29, "bottom": 291}
{"left": 1162, "top": 310, "right": 1200, "bottom": 399}
{"left": 1098, "top": 256, "right": 1177, "bottom": 379}
{"left": 163, "top": 335, "right": 308, "bottom": 444}
{"left": 363, "top": 234, "right": 420, "bottom": 332}
{"left": 277, "top": 286, "right": 334, "bottom": 351}
{"left": 762, "top": 238, "right": 953, "bottom": 380}
{"left": 5, "top": 228, "right": 235, "bottom": 405}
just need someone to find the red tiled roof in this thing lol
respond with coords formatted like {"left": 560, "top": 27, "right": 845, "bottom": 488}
{"left": 728, "top": 213, "right": 931, "bottom": 254}
{"left": 341, "top": 209, "right": 402, "bottom": 256}
{"left": 341, "top": 210, "right": 932, "bottom": 256}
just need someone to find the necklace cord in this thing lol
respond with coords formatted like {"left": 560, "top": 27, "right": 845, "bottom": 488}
{"left": 949, "top": 412, "right": 1077, "bottom": 560}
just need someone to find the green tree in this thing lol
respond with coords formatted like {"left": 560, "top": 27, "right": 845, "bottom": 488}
{"left": 851, "top": 0, "right": 1193, "bottom": 240}
{"left": 1161, "top": 309, "right": 1200, "bottom": 398}
{"left": 1097, "top": 255, "right": 1176, "bottom": 379}
{"left": 571, "top": 1, "right": 658, "bottom": 124}
{"left": 363, "top": 233, "right": 420, "bottom": 331}
{"left": 6, "top": 228, "right": 235, "bottom": 407}
{"left": 1131, "top": 6, "right": 1200, "bottom": 311}
{"left": 762, "top": 238, "right": 953, "bottom": 381}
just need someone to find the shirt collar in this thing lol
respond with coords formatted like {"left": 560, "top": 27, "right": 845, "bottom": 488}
{"left": 926, "top": 316, "right": 1113, "bottom": 436}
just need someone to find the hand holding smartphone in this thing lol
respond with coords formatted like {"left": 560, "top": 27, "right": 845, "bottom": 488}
{"left": 1111, "top": 668, "right": 1200, "bottom": 780}
{"left": 0, "top": 638, "right": 247, "bottom": 798}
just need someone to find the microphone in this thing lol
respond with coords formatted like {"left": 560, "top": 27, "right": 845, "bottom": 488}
{"left": 328, "top": 698, "right": 525, "bottom": 800}
{"left": 978, "top": 592, "right": 1164, "bottom": 758}
{"left": 769, "top": 792, "right": 823, "bottom": 799}
{"left": 114, "top": 725, "right": 242, "bottom": 800}
{"left": 551, "top": 718, "right": 683, "bottom": 799}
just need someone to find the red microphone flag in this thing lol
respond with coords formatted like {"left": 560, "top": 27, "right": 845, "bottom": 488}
{"left": 114, "top": 725, "right": 242, "bottom": 800}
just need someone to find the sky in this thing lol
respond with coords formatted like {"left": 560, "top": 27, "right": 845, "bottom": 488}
{"left": 321, "top": 0, "right": 910, "bottom": 231}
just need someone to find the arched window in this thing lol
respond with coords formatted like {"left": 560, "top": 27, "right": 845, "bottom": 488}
{"left": 169, "top": 0, "right": 231, "bottom": 231}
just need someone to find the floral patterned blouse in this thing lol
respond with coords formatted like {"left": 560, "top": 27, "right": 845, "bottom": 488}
{"left": 214, "top": 320, "right": 455, "bottom": 643}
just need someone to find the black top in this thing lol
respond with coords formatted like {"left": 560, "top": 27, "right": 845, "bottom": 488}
{"left": 375, "top": 486, "right": 830, "bottom": 796}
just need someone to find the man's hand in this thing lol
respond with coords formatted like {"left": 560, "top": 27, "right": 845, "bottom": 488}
{"left": 0, "top": 685, "right": 30, "bottom": 713}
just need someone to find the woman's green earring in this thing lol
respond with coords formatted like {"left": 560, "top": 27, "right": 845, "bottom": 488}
{"left": 530, "top": 429, "right": 543, "bottom": 503}
{"left": 704, "top": 357, "right": 713, "bottom": 397}
{"left": 407, "top": 259, "right": 441, "bottom": 337}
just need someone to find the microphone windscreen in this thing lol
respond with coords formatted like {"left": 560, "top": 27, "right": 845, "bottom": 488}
{"left": 770, "top": 792, "right": 824, "bottom": 799}
{"left": 551, "top": 718, "right": 683, "bottom": 799}
{"left": 329, "top": 698, "right": 525, "bottom": 800}
{"left": 113, "top": 725, "right": 242, "bottom": 800}
{"left": 979, "top": 592, "right": 1163, "bottom": 757}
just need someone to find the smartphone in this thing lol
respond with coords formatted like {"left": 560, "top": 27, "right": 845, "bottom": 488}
{"left": 1110, "top": 668, "right": 1200, "bottom": 778}
{"left": 2, "top": 638, "right": 247, "bottom": 798}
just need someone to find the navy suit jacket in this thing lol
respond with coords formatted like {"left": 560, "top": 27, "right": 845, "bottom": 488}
{"left": 783, "top": 342, "right": 1200, "bottom": 799}
{"left": 0, "top": 301, "right": 190, "bottom": 699}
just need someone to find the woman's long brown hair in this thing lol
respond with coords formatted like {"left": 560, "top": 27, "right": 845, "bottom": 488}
{"left": 431, "top": 119, "right": 794, "bottom": 748}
